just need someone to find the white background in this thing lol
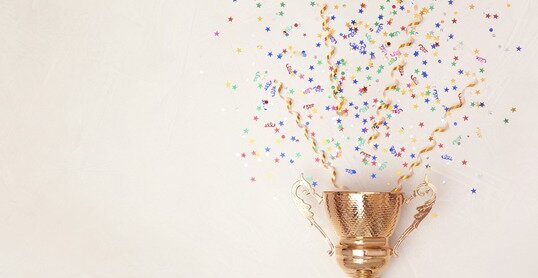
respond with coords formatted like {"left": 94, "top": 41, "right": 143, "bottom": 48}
{"left": 1, "top": 0, "right": 537, "bottom": 277}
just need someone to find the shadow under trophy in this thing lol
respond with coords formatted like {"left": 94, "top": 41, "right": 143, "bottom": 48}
{"left": 292, "top": 174, "right": 436, "bottom": 278}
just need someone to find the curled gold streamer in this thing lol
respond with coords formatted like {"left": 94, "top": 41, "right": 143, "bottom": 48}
{"left": 320, "top": 4, "right": 346, "bottom": 116}
{"left": 368, "top": 7, "right": 426, "bottom": 145}
{"left": 274, "top": 80, "right": 345, "bottom": 190}
{"left": 393, "top": 79, "right": 479, "bottom": 193}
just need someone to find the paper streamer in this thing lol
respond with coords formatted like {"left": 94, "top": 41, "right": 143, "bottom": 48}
{"left": 368, "top": 6, "right": 426, "bottom": 145}
{"left": 274, "top": 80, "right": 345, "bottom": 190}
{"left": 320, "top": 4, "right": 346, "bottom": 116}
{"left": 393, "top": 79, "right": 479, "bottom": 193}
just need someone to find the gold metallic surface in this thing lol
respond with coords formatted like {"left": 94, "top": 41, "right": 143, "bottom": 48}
{"left": 392, "top": 176, "right": 437, "bottom": 256}
{"left": 325, "top": 191, "right": 403, "bottom": 277}
{"left": 292, "top": 174, "right": 335, "bottom": 255}
{"left": 292, "top": 175, "right": 437, "bottom": 277}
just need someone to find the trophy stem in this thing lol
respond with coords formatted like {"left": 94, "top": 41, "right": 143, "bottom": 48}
{"left": 355, "top": 271, "right": 374, "bottom": 278}
{"left": 336, "top": 237, "right": 391, "bottom": 278}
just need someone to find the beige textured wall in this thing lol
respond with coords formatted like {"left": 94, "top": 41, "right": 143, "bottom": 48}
{"left": 0, "top": 1, "right": 537, "bottom": 277}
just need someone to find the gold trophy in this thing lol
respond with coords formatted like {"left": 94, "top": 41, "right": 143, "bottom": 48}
{"left": 293, "top": 174, "right": 436, "bottom": 278}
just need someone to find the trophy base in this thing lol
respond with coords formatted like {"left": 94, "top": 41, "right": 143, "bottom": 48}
{"left": 336, "top": 237, "right": 392, "bottom": 278}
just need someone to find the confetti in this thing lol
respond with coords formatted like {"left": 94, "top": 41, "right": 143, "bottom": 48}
{"left": 217, "top": 0, "right": 524, "bottom": 197}
{"left": 368, "top": 5, "right": 426, "bottom": 146}
{"left": 274, "top": 80, "right": 343, "bottom": 189}
{"left": 320, "top": 4, "right": 347, "bottom": 116}
{"left": 395, "top": 79, "right": 478, "bottom": 192}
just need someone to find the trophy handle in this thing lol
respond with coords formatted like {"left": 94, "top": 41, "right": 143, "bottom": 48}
{"left": 291, "top": 174, "right": 335, "bottom": 256}
{"left": 392, "top": 176, "right": 437, "bottom": 257}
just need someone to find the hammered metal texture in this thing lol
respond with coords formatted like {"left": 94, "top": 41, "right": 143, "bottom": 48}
{"left": 324, "top": 192, "right": 404, "bottom": 238}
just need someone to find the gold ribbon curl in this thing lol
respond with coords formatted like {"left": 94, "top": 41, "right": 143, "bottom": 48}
{"left": 269, "top": 5, "right": 347, "bottom": 189}
{"left": 393, "top": 79, "right": 479, "bottom": 193}
{"left": 368, "top": 6, "right": 427, "bottom": 145}
{"left": 320, "top": 4, "right": 346, "bottom": 116}
{"left": 275, "top": 80, "right": 345, "bottom": 189}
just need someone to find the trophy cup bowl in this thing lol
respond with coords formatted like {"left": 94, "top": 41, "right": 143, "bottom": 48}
{"left": 325, "top": 191, "right": 404, "bottom": 278}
